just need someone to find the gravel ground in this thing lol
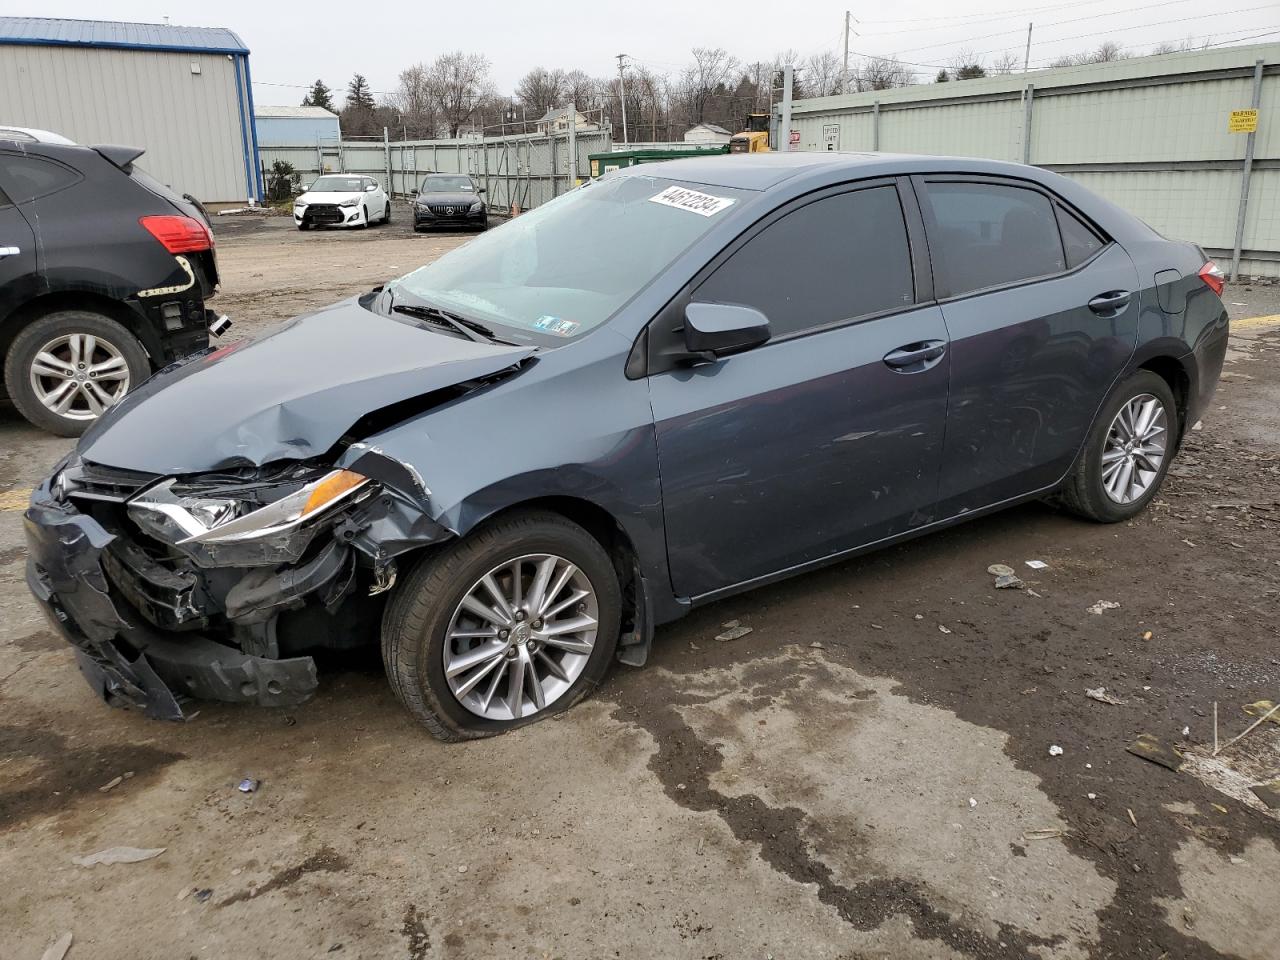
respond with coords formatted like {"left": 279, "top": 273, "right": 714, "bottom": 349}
{"left": 1, "top": 215, "right": 1277, "bottom": 960}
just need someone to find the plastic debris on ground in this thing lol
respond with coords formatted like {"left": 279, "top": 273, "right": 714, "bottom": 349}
{"left": 72, "top": 846, "right": 166, "bottom": 867}
{"left": 194, "top": 888, "right": 213, "bottom": 903}
{"left": 1025, "top": 560, "right": 1049, "bottom": 570}
{"left": 41, "top": 932, "right": 73, "bottom": 960}
{"left": 968, "top": 797, "right": 977, "bottom": 808}
{"left": 1022, "top": 828, "right": 1065, "bottom": 841}
{"left": 1088, "top": 600, "right": 1120, "bottom": 615}
{"left": 938, "top": 624, "right": 952, "bottom": 634}
{"left": 1243, "top": 700, "right": 1280, "bottom": 725}
{"left": 1086, "top": 687, "right": 1127, "bottom": 705}
{"left": 716, "top": 624, "right": 753, "bottom": 642}
{"left": 1127, "top": 733, "right": 1183, "bottom": 771}
{"left": 1048, "top": 745, "right": 1064, "bottom": 757}
{"left": 99, "top": 775, "right": 123, "bottom": 792}
{"left": 987, "top": 563, "right": 1015, "bottom": 577}
{"left": 994, "top": 574, "right": 1025, "bottom": 589}
{"left": 237, "top": 778, "right": 260, "bottom": 793}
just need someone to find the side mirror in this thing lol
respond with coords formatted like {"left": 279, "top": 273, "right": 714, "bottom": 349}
{"left": 301, "top": 182, "right": 313, "bottom": 191}
{"left": 477, "top": 186, "right": 486, "bottom": 194}
{"left": 683, "top": 302, "right": 771, "bottom": 358}
{"left": 365, "top": 183, "right": 378, "bottom": 192}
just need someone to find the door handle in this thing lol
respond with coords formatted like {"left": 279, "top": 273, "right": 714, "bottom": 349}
{"left": 1088, "top": 290, "right": 1131, "bottom": 314}
{"left": 0, "top": 246, "right": 20, "bottom": 258}
{"left": 883, "top": 340, "right": 947, "bottom": 371}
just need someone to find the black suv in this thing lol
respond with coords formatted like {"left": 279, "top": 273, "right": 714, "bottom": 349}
{"left": 411, "top": 174, "right": 488, "bottom": 231}
{"left": 0, "top": 127, "right": 222, "bottom": 436}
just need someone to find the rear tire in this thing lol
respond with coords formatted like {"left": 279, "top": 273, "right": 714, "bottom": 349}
{"left": 1059, "top": 370, "right": 1178, "bottom": 522}
{"left": 4, "top": 310, "right": 150, "bottom": 437}
{"left": 381, "top": 510, "right": 621, "bottom": 741}
{"left": 383, "top": 202, "right": 392, "bottom": 224}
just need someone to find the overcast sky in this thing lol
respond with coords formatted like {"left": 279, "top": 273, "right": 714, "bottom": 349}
{"left": 28, "top": 1, "right": 1280, "bottom": 104}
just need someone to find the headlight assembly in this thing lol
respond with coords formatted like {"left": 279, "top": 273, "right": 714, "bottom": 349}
{"left": 470, "top": 201, "right": 483, "bottom": 212}
{"left": 339, "top": 197, "right": 360, "bottom": 208}
{"left": 128, "top": 469, "right": 369, "bottom": 547}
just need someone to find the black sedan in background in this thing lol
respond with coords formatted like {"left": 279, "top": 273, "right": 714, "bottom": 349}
{"left": 25, "top": 153, "right": 1227, "bottom": 741}
{"left": 411, "top": 174, "right": 488, "bottom": 231}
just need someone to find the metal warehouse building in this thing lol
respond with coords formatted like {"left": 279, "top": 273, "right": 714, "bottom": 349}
{"left": 781, "top": 43, "right": 1278, "bottom": 277}
{"left": 254, "top": 105, "right": 341, "bottom": 148}
{"left": 0, "top": 17, "right": 261, "bottom": 206}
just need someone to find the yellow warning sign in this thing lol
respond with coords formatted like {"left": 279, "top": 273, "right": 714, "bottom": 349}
{"left": 1228, "top": 109, "right": 1258, "bottom": 133}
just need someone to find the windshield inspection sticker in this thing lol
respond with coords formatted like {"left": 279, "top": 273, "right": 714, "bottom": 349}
{"left": 534, "top": 316, "right": 580, "bottom": 336}
{"left": 649, "top": 185, "right": 736, "bottom": 217}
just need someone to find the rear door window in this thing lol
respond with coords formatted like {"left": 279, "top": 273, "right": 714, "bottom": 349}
{"left": 0, "top": 154, "right": 82, "bottom": 205}
{"left": 1056, "top": 204, "right": 1105, "bottom": 268}
{"left": 693, "top": 185, "right": 915, "bottom": 339}
{"left": 925, "top": 181, "right": 1066, "bottom": 296}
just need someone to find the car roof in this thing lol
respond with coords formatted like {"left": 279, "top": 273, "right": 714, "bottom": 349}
{"left": 617, "top": 151, "right": 1050, "bottom": 192}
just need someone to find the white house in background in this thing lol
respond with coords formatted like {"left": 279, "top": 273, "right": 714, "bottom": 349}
{"left": 535, "top": 107, "right": 598, "bottom": 134}
{"left": 684, "top": 123, "right": 732, "bottom": 145}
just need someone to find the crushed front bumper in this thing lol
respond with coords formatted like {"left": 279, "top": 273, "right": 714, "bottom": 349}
{"left": 23, "top": 481, "right": 318, "bottom": 720}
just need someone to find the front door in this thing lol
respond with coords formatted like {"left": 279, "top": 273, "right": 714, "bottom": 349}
{"left": 649, "top": 182, "right": 950, "bottom": 600}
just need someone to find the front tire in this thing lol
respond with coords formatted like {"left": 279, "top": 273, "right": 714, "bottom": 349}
{"left": 1059, "top": 370, "right": 1178, "bottom": 522}
{"left": 4, "top": 310, "right": 150, "bottom": 437}
{"left": 381, "top": 510, "right": 621, "bottom": 741}
{"left": 359, "top": 205, "right": 370, "bottom": 229}
{"left": 383, "top": 202, "right": 392, "bottom": 224}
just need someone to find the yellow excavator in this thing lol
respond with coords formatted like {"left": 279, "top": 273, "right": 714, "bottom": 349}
{"left": 729, "top": 113, "right": 772, "bottom": 153}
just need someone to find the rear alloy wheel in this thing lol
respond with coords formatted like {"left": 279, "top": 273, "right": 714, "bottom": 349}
{"left": 1059, "top": 370, "right": 1177, "bottom": 522}
{"left": 4, "top": 311, "right": 149, "bottom": 436}
{"left": 382, "top": 510, "right": 620, "bottom": 740}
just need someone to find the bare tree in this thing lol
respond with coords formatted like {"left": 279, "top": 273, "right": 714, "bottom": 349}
{"left": 391, "top": 64, "right": 437, "bottom": 138}
{"left": 950, "top": 49, "right": 986, "bottom": 80}
{"left": 426, "top": 52, "right": 495, "bottom": 137}
{"left": 803, "top": 50, "right": 843, "bottom": 97}
{"left": 856, "top": 56, "right": 914, "bottom": 91}
{"left": 990, "top": 51, "right": 1021, "bottom": 75}
{"left": 1150, "top": 37, "right": 1208, "bottom": 55}
{"left": 681, "top": 47, "right": 740, "bottom": 125}
{"left": 1090, "top": 41, "right": 1128, "bottom": 63}
{"left": 515, "top": 67, "right": 566, "bottom": 119}
{"left": 563, "top": 69, "right": 596, "bottom": 110}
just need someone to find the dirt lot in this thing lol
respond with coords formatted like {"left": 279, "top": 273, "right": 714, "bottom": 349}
{"left": 2, "top": 208, "right": 1278, "bottom": 960}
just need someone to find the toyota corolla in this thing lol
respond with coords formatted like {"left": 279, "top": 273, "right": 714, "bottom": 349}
{"left": 25, "top": 153, "right": 1228, "bottom": 740}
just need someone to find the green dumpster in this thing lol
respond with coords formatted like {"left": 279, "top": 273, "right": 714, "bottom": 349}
{"left": 588, "top": 145, "right": 730, "bottom": 178}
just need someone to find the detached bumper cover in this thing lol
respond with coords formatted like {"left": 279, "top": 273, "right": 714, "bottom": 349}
{"left": 23, "top": 481, "right": 317, "bottom": 720}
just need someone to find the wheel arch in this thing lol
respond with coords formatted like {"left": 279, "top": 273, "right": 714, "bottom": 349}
{"left": 1136, "top": 354, "right": 1192, "bottom": 446}
{"left": 0, "top": 291, "right": 154, "bottom": 391}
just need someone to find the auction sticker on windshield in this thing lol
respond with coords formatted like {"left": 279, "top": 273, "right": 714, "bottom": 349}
{"left": 534, "top": 316, "right": 580, "bottom": 336}
{"left": 649, "top": 185, "right": 736, "bottom": 217}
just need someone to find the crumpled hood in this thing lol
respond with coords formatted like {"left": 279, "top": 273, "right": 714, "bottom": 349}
{"left": 78, "top": 298, "right": 534, "bottom": 475}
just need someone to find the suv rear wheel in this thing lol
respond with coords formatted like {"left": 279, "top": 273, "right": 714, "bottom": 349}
{"left": 4, "top": 310, "right": 149, "bottom": 436}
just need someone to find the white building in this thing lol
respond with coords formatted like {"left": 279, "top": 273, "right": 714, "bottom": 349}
{"left": 0, "top": 16, "right": 261, "bottom": 205}
{"left": 684, "top": 123, "right": 732, "bottom": 145}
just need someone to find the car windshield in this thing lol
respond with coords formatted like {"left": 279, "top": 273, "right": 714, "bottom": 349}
{"left": 422, "top": 176, "right": 474, "bottom": 193}
{"left": 390, "top": 175, "right": 749, "bottom": 341}
{"left": 310, "top": 176, "right": 363, "bottom": 193}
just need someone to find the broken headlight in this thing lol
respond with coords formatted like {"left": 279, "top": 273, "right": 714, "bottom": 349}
{"left": 127, "top": 469, "right": 369, "bottom": 546}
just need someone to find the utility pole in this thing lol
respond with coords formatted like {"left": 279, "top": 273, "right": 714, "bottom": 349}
{"left": 616, "top": 53, "right": 629, "bottom": 144}
{"left": 841, "top": 11, "right": 851, "bottom": 94}
{"left": 780, "top": 63, "right": 794, "bottom": 152}
{"left": 1024, "top": 23, "right": 1033, "bottom": 72}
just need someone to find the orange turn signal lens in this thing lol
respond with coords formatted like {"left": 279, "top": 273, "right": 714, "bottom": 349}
{"left": 301, "top": 469, "right": 367, "bottom": 517}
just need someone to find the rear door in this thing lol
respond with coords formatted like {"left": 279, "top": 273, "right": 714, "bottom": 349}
{"left": 0, "top": 172, "right": 40, "bottom": 328}
{"left": 915, "top": 176, "right": 1140, "bottom": 517}
{"left": 649, "top": 180, "right": 950, "bottom": 599}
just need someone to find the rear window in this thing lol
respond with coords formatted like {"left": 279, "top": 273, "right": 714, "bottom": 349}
{"left": 0, "top": 153, "right": 82, "bottom": 205}
{"left": 926, "top": 181, "right": 1066, "bottom": 296}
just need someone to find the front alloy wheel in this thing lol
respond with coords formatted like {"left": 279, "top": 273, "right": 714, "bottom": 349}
{"left": 444, "top": 554, "right": 599, "bottom": 720}
{"left": 382, "top": 510, "right": 620, "bottom": 740}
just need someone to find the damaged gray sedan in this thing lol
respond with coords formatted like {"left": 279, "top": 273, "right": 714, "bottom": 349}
{"left": 25, "top": 153, "right": 1227, "bottom": 739}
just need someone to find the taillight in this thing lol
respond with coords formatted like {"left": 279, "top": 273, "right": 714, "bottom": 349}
{"left": 1197, "top": 260, "right": 1225, "bottom": 296}
{"left": 139, "top": 215, "right": 213, "bottom": 254}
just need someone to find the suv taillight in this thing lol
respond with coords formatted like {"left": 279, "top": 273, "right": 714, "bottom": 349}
{"left": 139, "top": 215, "right": 213, "bottom": 254}
{"left": 1197, "top": 260, "right": 1225, "bottom": 296}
